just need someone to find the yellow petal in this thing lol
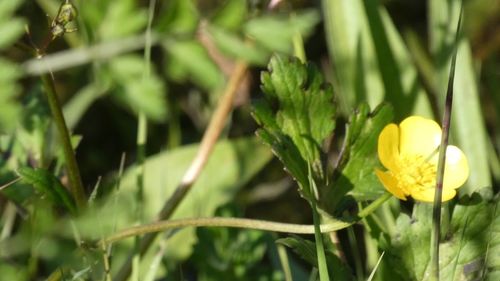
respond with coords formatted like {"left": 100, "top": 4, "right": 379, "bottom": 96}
{"left": 399, "top": 116, "right": 441, "bottom": 158}
{"left": 375, "top": 169, "right": 407, "bottom": 200}
{"left": 443, "top": 146, "right": 469, "bottom": 189}
{"left": 411, "top": 187, "right": 456, "bottom": 202}
{"left": 378, "top": 123, "right": 399, "bottom": 171}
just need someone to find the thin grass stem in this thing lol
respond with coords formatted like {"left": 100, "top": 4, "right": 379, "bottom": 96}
{"left": 430, "top": 3, "right": 463, "bottom": 280}
{"left": 40, "top": 71, "right": 87, "bottom": 210}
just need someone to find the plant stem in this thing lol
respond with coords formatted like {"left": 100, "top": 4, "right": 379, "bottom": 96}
{"left": 430, "top": 4, "right": 462, "bottom": 281}
{"left": 40, "top": 71, "right": 86, "bottom": 210}
{"left": 102, "top": 192, "right": 392, "bottom": 245}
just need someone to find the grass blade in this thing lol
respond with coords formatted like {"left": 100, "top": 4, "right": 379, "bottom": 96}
{"left": 430, "top": 3, "right": 463, "bottom": 281}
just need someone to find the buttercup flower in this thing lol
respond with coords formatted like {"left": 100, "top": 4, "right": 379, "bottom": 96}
{"left": 375, "top": 116, "right": 469, "bottom": 202}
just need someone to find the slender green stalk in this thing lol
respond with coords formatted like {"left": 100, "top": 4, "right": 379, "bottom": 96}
{"left": 277, "top": 243, "right": 293, "bottom": 281}
{"left": 308, "top": 164, "right": 330, "bottom": 281}
{"left": 291, "top": 12, "right": 306, "bottom": 63}
{"left": 430, "top": 4, "right": 463, "bottom": 281}
{"left": 40, "top": 72, "right": 86, "bottom": 210}
{"left": 347, "top": 226, "right": 363, "bottom": 281}
{"left": 132, "top": 0, "right": 157, "bottom": 277}
{"left": 102, "top": 192, "right": 392, "bottom": 245}
{"left": 312, "top": 200, "right": 330, "bottom": 281}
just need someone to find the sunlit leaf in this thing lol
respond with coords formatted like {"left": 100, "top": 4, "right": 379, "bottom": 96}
{"left": 382, "top": 190, "right": 499, "bottom": 281}
{"left": 323, "top": 103, "right": 393, "bottom": 212}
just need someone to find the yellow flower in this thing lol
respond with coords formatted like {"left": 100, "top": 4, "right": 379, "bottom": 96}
{"left": 375, "top": 116, "right": 469, "bottom": 202}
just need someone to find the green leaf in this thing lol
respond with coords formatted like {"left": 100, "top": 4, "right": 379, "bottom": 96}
{"left": 257, "top": 54, "right": 336, "bottom": 170}
{"left": 277, "top": 235, "right": 354, "bottom": 280}
{"left": 0, "top": 18, "right": 25, "bottom": 49}
{"left": 191, "top": 205, "right": 274, "bottom": 280}
{"left": 323, "top": 103, "right": 393, "bottom": 212}
{"left": 208, "top": 25, "right": 268, "bottom": 65}
{"left": 17, "top": 167, "right": 77, "bottom": 215}
{"left": 156, "top": 0, "right": 198, "bottom": 34}
{"left": 382, "top": 190, "right": 499, "bottom": 281}
{"left": 244, "top": 10, "right": 319, "bottom": 54}
{"left": 449, "top": 42, "right": 491, "bottom": 196}
{"left": 321, "top": 0, "right": 432, "bottom": 118}
{"left": 0, "top": 0, "right": 23, "bottom": 21}
{"left": 211, "top": 0, "right": 247, "bottom": 31}
{"left": 163, "top": 39, "right": 224, "bottom": 92}
{"left": 73, "top": 138, "right": 272, "bottom": 262}
{"left": 108, "top": 55, "right": 167, "bottom": 121}
{"left": 98, "top": 0, "right": 147, "bottom": 39}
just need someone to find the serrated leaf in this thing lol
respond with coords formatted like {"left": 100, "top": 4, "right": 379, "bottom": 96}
{"left": 17, "top": 167, "right": 77, "bottom": 215}
{"left": 323, "top": 103, "right": 393, "bottom": 212}
{"left": 277, "top": 235, "right": 354, "bottom": 280}
{"left": 257, "top": 54, "right": 335, "bottom": 168}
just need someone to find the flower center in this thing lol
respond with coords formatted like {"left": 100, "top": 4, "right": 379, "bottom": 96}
{"left": 393, "top": 155, "right": 436, "bottom": 195}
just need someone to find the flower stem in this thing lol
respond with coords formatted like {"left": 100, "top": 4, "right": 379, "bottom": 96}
{"left": 430, "top": 3, "right": 463, "bottom": 280}
{"left": 40, "top": 71, "right": 87, "bottom": 211}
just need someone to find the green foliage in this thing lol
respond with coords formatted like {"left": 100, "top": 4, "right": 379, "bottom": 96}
{"left": 323, "top": 103, "right": 393, "bottom": 212}
{"left": 211, "top": 0, "right": 248, "bottom": 31}
{"left": 163, "top": 40, "right": 224, "bottom": 92}
{"left": 382, "top": 190, "right": 499, "bottom": 281}
{"left": 244, "top": 10, "right": 319, "bottom": 54}
{"left": 253, "top": 54, "right": 336, "bottom": 197}
{"left": 0, "top": 0, "right": 498, "bottom": 280}
{"left": 191, "top": 206, "right": 280, "bottom": 281}
{"left": 0, "top": 0, "right": 24, "bottom": 132}
{"left": 322, "top": 0, "right": 431, "bottom": 117}
{"left": 277, "top": 235, "right": 354, "bottom": 280}
{"left": 17, "top": 167, "right": 77, "bottom": 214}
{"left": 156, "top": 0, "right": 199, "bottom": 34}
{"left": 208, "top": 9, "right": 319, "bottom": 65}
{"left": 208, "top": 25, "right": 268, "bottom": 64}
{"left": 73, "top": 138, "right": 272, "bottom": 262}
{"left": 107, "top": 55, "right": 167, "bottom": 121}
{"left": 96, "top": 0, "right": 147, "bottom": 40}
